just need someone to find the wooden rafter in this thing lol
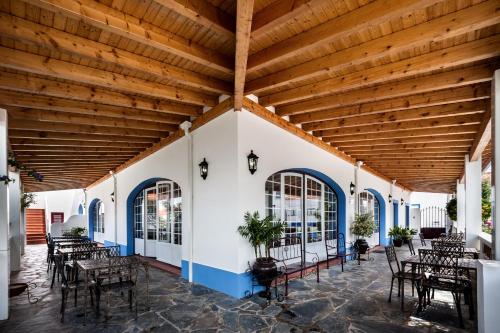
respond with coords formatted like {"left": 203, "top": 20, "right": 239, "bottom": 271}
{"left": 234, "top": 0, "right": 254, "bottom": 111}
{"left": 469, "top": 104, "right": 492, "bottom": 161}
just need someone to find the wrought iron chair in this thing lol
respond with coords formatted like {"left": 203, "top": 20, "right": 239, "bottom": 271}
{"left": 325, "top": 233, "right": 353, "bottom": 271}
{"left": 106, "top": 245, "right": 121, "bottom": 257}
{"left": 55, "top": 254, "right": 96, "bottom": 323}
{"left": 418, "top": 249, "right": 473, "bottom": 328}
{"left": 418, "top": 233, "right": 426, "bottom": 246}
{"left": 407, "top": 237, "right": 416, "bottom": 256}
{"left": 269, "top": 235, "right": 320, "bottom": 297}
{"left": 95, "top": 256, "right": 139, "bottom": 320}
{"left": 431, "top": 240, "right": 465, "bottom": 257}
{"left": 384, "top": 245, "right": 422, "bottom": 306}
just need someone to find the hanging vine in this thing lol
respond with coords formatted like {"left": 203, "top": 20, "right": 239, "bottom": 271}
{"left": 8, "top": 152, "right": 44, "bottom": 182}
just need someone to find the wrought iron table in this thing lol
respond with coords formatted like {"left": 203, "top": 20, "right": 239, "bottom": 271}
{"left": 399, "top": 255, "right": 478, "bottom": 311}
{"left": 76, "top": 256, "right": 150, "bottom": 324}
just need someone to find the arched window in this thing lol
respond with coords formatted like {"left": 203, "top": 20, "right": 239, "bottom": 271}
{"left": 358, "top": 191, "right": 380, "bottom": 233}
{"left": 95, "top": 200, "right": 105, "bottom": 233}
{"left": 134, "top": 191, "right": 144, "bottom": 239}
{"left": 265, "top": 172, "right": 338, "bottom": 243}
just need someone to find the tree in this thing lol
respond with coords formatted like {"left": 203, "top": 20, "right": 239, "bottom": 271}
{"left": 482, "top": 180, "right": 492, "bottom": 222}
{"left": 446, "top": 198, "right": 457, "bottom": 222}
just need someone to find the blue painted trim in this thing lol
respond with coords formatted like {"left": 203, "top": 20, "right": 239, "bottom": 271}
{"left": 181, "top": 260, "right": 260, "bottom": 298}
{"left": 126, "top": 177, "right": 167, "bottom": 255}
{"left": 411, "top": 204, "right": 421, "bottom": 208}
{"left": 78, "top": 204, "right": 84, "bottom": 215}
{"left": 287, "top": 168, "right": 347, "bottom": 238}
{"left": 88, "top": 198, "right": 100, "bottom": 241}
{"left": 393, "top": 202, "right": 399, "bottom": 227}
{"left": 103, "top": 240, "right": 128, "bottom": 256}
{"left": 366, "top": 188, "right": 388, "bottom": 246}
{"left": 405, "top": 204, "right": 410, "bottom": 228}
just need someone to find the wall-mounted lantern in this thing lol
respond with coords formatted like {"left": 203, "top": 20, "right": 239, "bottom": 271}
{"left": 350, "top": 182, "right": 355, "bottom": 196}
{"left": 401, "top": 198, "right": 405, "bottom": 206}
{"left": 199, "top": 158, "right": 208, "bottom": 180}
{"left": 110, "top": 192, "right": 115, "bottom": 202}
{"left": 388, "top": 194, "right": 392, "bottom": 203}
{"left": 247, "top": 150, "right": 259, "bottom": 175}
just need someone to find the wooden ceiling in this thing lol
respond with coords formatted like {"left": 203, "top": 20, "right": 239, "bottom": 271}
{"left": 0, "top": 0, "right": 499, "bottom": 193}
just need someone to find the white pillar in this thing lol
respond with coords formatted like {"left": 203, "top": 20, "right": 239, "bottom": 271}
{"left": 465, "top": 154, "right": 482, "bottom": 249}
{"left": 354, "top": 161, "right": 363, "bottom": 214}
{"left": 9, "top": 172, "right": 21, "bottom": 271}
{"left": 0, "top": 108, "right": 9, "bottom": 320}
{"left": 493, "top": 69, "right": 500, "bottom": 260}
{"left": 456, "top": 179, "right": 466, "bottom": 233}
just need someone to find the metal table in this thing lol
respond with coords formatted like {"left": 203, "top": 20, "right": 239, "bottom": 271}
{"left": 399, "top": 255, "right": 477, "bottom": 311}
{"left": 76, "top": 256, "right": 150, "bottom": 324}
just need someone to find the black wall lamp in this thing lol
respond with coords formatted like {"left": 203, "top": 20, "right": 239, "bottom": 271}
{"left": 349, "top": 182, "right": 355, "bottom": 196}
{"left": 388, "top": 194, "right": 392, "bottom": 203}
{"left": 401, "top": 198, "right": 405, "bottom": 206}
{"left": 110, "top": 192, "right": 115, "bottom": 202}
{"left": 247, "top": 150, "right": 259, "bottom": 175}
{"left": 199, "top": 158, "right": 208, "bottom": 180}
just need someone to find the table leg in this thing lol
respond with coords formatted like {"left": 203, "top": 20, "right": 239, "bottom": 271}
{"left": 146, "top": 265, "right": 150, "bottom": 310}
{"left": 83, "top": 270, "right": 88, "bottom": 325}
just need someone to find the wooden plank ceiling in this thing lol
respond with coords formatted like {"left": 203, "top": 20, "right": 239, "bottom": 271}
{"left": 0, "top": 0, "right": 498, "bottom": 193}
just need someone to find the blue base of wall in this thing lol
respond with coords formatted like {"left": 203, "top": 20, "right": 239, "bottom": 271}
{"left": 181, "top": 260, "right": 262, "bottom": 298}
{"left": 103, "top": 240, "right": 128, "bottom": 256}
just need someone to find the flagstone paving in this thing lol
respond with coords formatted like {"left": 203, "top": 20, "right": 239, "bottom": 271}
{"left": 0, "top": 244, "right": 475, "bottom": 332}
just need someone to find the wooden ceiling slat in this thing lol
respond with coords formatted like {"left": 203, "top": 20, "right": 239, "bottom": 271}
{"left": 152, "top": 0, "right": 235, "bottom": 39}
{"left": 261, "top": 34, "right": 500, "bottom": 106}
{"left": 290, "top": 84, "right": 490, "bottom": 123}
{"left": 8, "top": 108, "right": 179, "bottom": 132}
{"left": 0, "top": 46, "right": 216, "bottom": 106}
{"left": 9, "top": 130, "right": 156, "bottom": 143}
{"left": 469, "top": 104, "right": 492, "bottom": 161}
{"left": 8, "top": 118, "right": 167, "bottom": 138}
{"left": 0, "top": 71, "right": 203, "bottom": 116}
{"left": 22, "top": 0, "right": 234, "bottom": 74}
{"left": 276, "top": 63, "right": 496, "bottom": 115}
{"left": 315, "top": 114, "right": 483, "bottom": 138}
{"left": 0, "top": 13, "right": 232, "bottom": 95}
{"left": 247, "top": 0, "right": 500, "bottom": 93}
{"left": 331, "top": 134, "right": 475, "bottom": 147}
{"left": 247, "top": 0, "right": 439, "bottom": 72}
{"left": 302, "top": 100, "right": 486, "bottom": 132}
{"left": 234, "top": 0, "right": 254, "bottom": 110}
{"left": 0, "top": 90, "right": 188, "bottom": 124}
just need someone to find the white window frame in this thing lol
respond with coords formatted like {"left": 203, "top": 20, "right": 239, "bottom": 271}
{"left": 95, "top": 200, "right": 105, "bottom": 234}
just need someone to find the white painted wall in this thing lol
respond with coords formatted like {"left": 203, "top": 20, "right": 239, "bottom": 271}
{"left": 410, "top": 192, "right": 449, "bottom": 210}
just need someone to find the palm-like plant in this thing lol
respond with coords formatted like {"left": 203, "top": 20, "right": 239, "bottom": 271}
{"left": 237, "top": 211, "right": 285, "bottom": 259}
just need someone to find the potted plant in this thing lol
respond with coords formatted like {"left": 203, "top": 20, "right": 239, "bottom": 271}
{"left": 402, "top": 228, "right": 417, "bottom": 243}
{"left": 70, "top": 227, "right": 86, "bottom": 237}
{"left": 388, "top": 226, "right": 404, "bottom": 247}
{"left": 350, "top": 213, "right": 376, "bottom": 254}
{"left": 237, "top": 211, "right": 285, "bottom": 288}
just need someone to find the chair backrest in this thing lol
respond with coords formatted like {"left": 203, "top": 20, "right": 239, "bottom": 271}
{"left": 269, "top": 235, "right": 303, "bottom": 264}
{"left": 384, "top": 245, "right": 401, "bottom": 275}
{"left": 106, "top": 245, "right": 121, "bottom": 257}
{"left": 431, "top": 240, "right": 465, "bottom": 257}
{"left": 407, "top": 237, "right": 415, "bottom": 255}
{"left": 418, "top": 248, "right": 459, "bottom": 281}
{"left": 53, "top": 254, "right": 69, "bottom": 285}
{"left": 325, "top": 234, "right": 337, "bottom": 254}
{"left": 99, "top": 256, "right": 139, "bottom": 285}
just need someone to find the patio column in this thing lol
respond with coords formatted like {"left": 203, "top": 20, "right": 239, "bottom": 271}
{"left": 465, "top": 154, "right": 482, "bottom": 249}
{"left": 9, "top": 171, "right": 21, "bottom": 272}
{"left": 456, "top": 179, "right": 466, "bottom": 234}
{"left": 0, "top": 108, "right": 9, "bottom": 320}
{"left": 492, "top": 69, "right": 500, "bottom": 260}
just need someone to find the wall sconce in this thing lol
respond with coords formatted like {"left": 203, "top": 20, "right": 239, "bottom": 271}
{"left": 199, "top": 158, "right": 208, "bottom": 180}
{"left": 349, "top": 182, "right": 355, "bottom": 196}
{"left": 110, "top": 192, "right": 115, "bottom": 202}
{"left": 247, "top": 150, "right": 259, "bottom": 175}
{"left": 401, "top": 198, "right": 405, "bottom": 206}
{"left": 388, "top": 194, "right": 392, "bottom": 203}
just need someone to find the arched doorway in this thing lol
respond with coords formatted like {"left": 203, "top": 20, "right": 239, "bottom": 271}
{"left": 126, "top": 177, "right": 183, "bottom": 267}
{"left": 264, "top": 168, "right": 346, "bottom": 260}
{"left": 365, "top": 188, "right": 387, "bottom": 245}
{"left": 88, "top": 198, "right": 102, "bottom": 242}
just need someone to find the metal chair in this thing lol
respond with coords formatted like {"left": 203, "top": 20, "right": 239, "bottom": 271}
{"left": 325, "top": 233, "right": 353, "bottom": 271}
{"left": 407, "top": 237, "right": 416, "bottom": 256}
{"left": 419, "top": 233, "right": 426, "bottom": 246}
{"left": 384, "top": 245, "right": 422, "bottom": 307}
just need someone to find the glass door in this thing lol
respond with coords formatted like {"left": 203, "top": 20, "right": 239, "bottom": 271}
{"left": 144, "top": 187, "right": 157, "bottom": 257}
{"left": 305, "top": 176, "right": 324, "bottom": 258}
{"left": 156, "top": 181, "right": 182, "bottom": 266}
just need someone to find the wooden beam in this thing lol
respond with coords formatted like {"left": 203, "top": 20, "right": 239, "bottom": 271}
{"left": 153, "top": 0, "right": 235, "bottom": 39}
{"left": 0, "top": 13, "right": 231, "bottom": 95}
{"left": 87, "top": 97, "right": 235, "bottom": 189}
{"left": 9, "top": 131, "right": 156, "bottom": 144}
{"left": 469, "top": 104, "right": 492, "bottom": 161}
{"left": 0, "top": 71, "right": 202, "bottom": 116}
{"left": 234, "top": 0, "right": 254, "bottom": 111}
{"left": 322, "top": 125, "right": 480, "bottom": 141}
{"left": 247, "top": 0, "right": 438, "bottom": 71}
{"left": 343, "top": 142, "right": 471, "bottom": 152}
{"left": 360, "top": 156, "right": 464, "bottom": 162}
{"left": 331, "top": 134, "right": 475, "bottom": 147}
{"left": 351, "top": 148, "right": 469, "bottom": 155}
{"left": 8, "top": 108, "right": 179, "bottom": 132}
{"left": 15, "top": 152, "right": 136, "bottom": 157}
{"left": 290, "top": 84, "right": 491, "bottom": 123}
{"left": 11, "top": 145, "right": 143, "bottom": 152}
{"left": 302, "top": 101, "right": 486, "bottom": 132}
{"left": 251, "top": 0, "right": 327, "bottom": 38}
{"left": 23, "top": 0, "right": 233, "bottom": 74}
{"left": 8, "top": 119, "right": 167, "bottom": 138}
{"left": 277, "top": 64, "right": 496, "bottom": 115}
{"left": 262, "top": 35, "right": 500, "bottom": 106}
{"left": 247, "top": 0, "right": 500, "bottom": 93}
{"left": 315, "top": 114, "right": 483, "bottom": 138}
{"left": 0, "top": 91, "right": 188, "bottom": 124}
{"left": 10, "top": 139, "right": 149, "bottom": 149}
{"left": 0, "top": 47, "right": 216, "bottom": 107}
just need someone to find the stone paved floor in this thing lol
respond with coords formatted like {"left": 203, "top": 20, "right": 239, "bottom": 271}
{"left": 0, "top": 244, "right": 476, "bottom": 332}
